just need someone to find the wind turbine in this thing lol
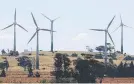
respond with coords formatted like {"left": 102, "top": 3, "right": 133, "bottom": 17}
{"left": 28, "top": 13, "right": 55, "bottom": 70}
{"left": 90, "top": 16, "right": 115, "bottom": 64}
{"left": 1, "top": 8, "right": 28, "bottom": 54}
{"left": 41, "top": 13, "right": 59, "bottom": 53}
{"left": 112, "top": 15, "right": 134, "bottom": 54}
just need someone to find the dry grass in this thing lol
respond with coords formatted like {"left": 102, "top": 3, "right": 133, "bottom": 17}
{"left": 0, "top": 51, "right": 128, "bottom": 71}
{"left": 0, "top": 51, "right": 133, "bottom": 83}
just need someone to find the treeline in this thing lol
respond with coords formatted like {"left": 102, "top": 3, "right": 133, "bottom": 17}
{"left": 52, "top": 53, "right": 134, "bottom": 83}
{"left": 52, "top": 53, "right": 114, "bottom": 83}
{"left": 117, "top": 61, "right": 134, "bottom": 77}
{"left": 106, "top": 61, "right": 134, "bottom": 77}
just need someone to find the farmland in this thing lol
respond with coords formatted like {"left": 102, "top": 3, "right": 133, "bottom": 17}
{"left": 0, "top": 51, "right": 133, "bottom": 83}
{"left": 0, "top": 51, "right": 78, "bottom": 83}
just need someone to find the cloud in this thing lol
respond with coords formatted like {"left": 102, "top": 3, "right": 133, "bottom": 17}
{"left": 0, "top": 34, "right": 13, "bottom": 40}
{"left": 72, "top": 33, "right": 88, "bottom": 41}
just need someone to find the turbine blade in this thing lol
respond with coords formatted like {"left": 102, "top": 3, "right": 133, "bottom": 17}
{"left": 41, "top": 13, "right": 51, "bottom": 21}
{"left": 27, "top": 31, "right": 37, "bottom": 44}
{"left": 120, "top": 14, "right": 123, "bottom": 24}
{"left": 31, "top": 12, "right": 38, "bottom": 28}
{"left": 14, "top": 8, "right": 16, "bottom": 22}
{"left": 123, "top": 24, "right": 134, "bottom": 29}
{"left": 90, "top": 29, "right": 105, "bottom": 31}
{"left": 107, "top": 15, "right": 116, "bottom": 30}
{"left": 40, "top": 29, "right": 56, "bottom": 32}
{"left": 111, "top": 26, "right": 121, "bottom": 33}
{"left": 17, "top": 24, "right": 28, "bottom": 32}
{"left": 53, "top": 17, "right": 60, "bottom": 21}
{"left": 108, "top": 32, "right": 115, "bottom": 46}
{"left": 1, "top": 24, "right": 14, "bottom": 30}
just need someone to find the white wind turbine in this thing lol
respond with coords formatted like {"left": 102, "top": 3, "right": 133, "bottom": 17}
{"left": 41, "top": 13, "right": 59, "bottom": 53}
{"left": 90, "top": 16, "right": 115, "bottom": 64}
{"left": 112, "top": 15, "right": 134, "bottom": 54}
{"left": 1, "top": 8, "right": 28, "bottom": 55}
{"left": 28, "top": 13, "right": 55, "bottom": 70}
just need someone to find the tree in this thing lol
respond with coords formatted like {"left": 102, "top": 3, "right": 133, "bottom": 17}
{"left": 62, "top": 54, "right": 71, "bottom": 78}
{"left": 54, "top": 53, "right": 72, "bottom": 82}
{"left": 117, "top": 62, "right": 124, "bottom": 77}
{"left": 54, "top": 53, "right": 63, "bottom": 80}
{"left": 72, "top": 56, "right": 119, "bottom": 83}
{"left": 107, "top": 43, "right": 115, "bottom": 56}
{"left": 116, "top": 61, "right": 134, "bottom": 77}
{"left": 75, "top": 60, "right": 96, "bottom": 83}
{"left": 124, "top": 62, "right": 129, "bottom": 77}
{"left": 129, "top": 61, "right": 134, "bottom": 77}
{"left": 105, "top": 63, "right": 117, "bottom": 77}
{"left": 130, "top": 61, "right": 134, "bottom": 68}
{"left": 86, "top": 46, "right": 93, "bottom": 52}
{"left": 71, "top": 53, "right": 78, "bottom": 57}
{"left": 109, "top": 58, "right": 113, "bottom": 64}
{"left": 73, "top": 58, "right": 106, "bottom": 83}
{"left": 89, "top": 59, "right": 106, "bottom": 78}
{"left": 95, "top": 46, "right": 105, "bottom": 55}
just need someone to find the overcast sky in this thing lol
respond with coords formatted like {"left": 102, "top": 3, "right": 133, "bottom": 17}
{"left": 0, "top": 0, "right": 134, "bottom": 54}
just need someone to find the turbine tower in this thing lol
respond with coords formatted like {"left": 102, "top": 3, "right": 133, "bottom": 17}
{"left": 90, "top": 16, "right": 115, "bottom": 64}
{"left": 112, "top": 15, "right": 133, "bottom": 54}
{"left": 28, "top": 13, "right": 55, "bottom": 69}
{"left": 41, "top": 13, "right": 59, "bottom": 53}
{"left": 1, "top": 8, "right": 28, "bottom": 54}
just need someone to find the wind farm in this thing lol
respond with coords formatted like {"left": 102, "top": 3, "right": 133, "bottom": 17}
{"left": 0, "top": 0, "right": 134, "bottom": 83}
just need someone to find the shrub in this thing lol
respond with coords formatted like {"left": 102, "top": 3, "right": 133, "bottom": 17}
{"left": 71, "top": 53, "right": 78, "bottom": 57}
{"left": 95, "top": 54, "right": 103, "bottom": 59}
{"left": 124, "top": 56, "right": 134, "bottom": 60}
{"left": 81, "top": 53, "right": 85, "bottom": 56}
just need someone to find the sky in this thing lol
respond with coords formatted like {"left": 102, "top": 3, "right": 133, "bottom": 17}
{"left": 0, "top": 0, "right": 134, "bottom": 54}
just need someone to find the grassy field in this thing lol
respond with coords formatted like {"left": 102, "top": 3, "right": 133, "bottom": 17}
{"left": 0, "top": 51, "right": 131, "bottom": 83}
{"left": 0, "top": 51, "right": 127, "bottom": 70}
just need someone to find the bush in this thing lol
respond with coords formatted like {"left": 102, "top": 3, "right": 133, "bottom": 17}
{"left": 0, "top": 62, "right": 6, "bottom": 70}
{"left": 71, "top": 53, "right": 78, "bottom": 57}
{"left": 95, "top": 54, "right": 103, "bottom": 59}
{"left": 81, "top": 53, "right": 85, "bottom": 56}
{"left": 124, "top": 56, "right": 134, "bottom": 60}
